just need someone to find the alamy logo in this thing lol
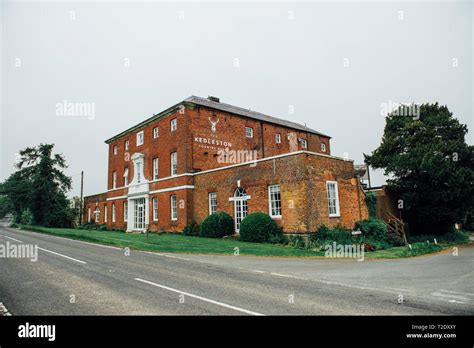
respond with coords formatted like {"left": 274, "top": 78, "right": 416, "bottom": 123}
{"left": 55, "top": 100, "right": 95, "bottom": 120}
{"left": 324, "top": 242, "right": 365, "bottom": 262}
{"left": 208, "top": 117, "right": 219, "bottom": 133}
{"left": 18, "top": 322, "right": 56, "bottom": 341}
{"left": 0, "top": 242, "right": 38, "bottom": 262}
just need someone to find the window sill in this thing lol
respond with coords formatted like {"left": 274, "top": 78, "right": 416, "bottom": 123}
{"left": 329, "top": 214, "right": 341, "bottom": 218}
{"left": 270, "top": 216, "right": 282, "bottom": 220}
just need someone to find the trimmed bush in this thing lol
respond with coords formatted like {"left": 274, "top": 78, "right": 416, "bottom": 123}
{"left": 183, "top": 221, "right": 199, "bottom": 236}
{"left": 199, "top": 212, "right": 234, "bottom": 238}
{"left": 355, "top": 219, "right": 388, "bottom": 240}
{"left": 239, "top": 212, "right": 283, "bottom": 243}
{"left": 288, "top": 235, "right": 306, "bottom": 248}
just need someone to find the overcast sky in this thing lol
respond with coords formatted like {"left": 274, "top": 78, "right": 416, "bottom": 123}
{"left": 1, "top": 0, "right": 472, "bottom": 198}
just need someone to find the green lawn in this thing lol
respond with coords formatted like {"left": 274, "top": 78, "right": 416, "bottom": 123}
{"left": 11, "top": 225, "right": 459, "bottom": 259}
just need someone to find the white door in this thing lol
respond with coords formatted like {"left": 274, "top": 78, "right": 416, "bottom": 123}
{"left": 133, "top": 198, "right": 146, "bottom": 231}
{"left": 233, "top": 188, "right": 248, "bottom": 232}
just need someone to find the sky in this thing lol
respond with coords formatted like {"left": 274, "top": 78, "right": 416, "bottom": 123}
{"left": 1, "top": 0, "right": 473, "bottom": 198}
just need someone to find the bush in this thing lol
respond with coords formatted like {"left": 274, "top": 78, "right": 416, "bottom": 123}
{"left": 355, "top": 219, "right": 388, "bottom": 240}
{"left": 78, "top": 222, "right": 96, "bottom": 230}
{"left": 408, "top": 230, "right": 469, "bottom": 245}
{"left": 308, "top": 225, "right": 353, "bottom": 249}
{"left": 402, "top": 242, "right": 443, "bottom": 257}
{"left": 239, "top": 212, "right": 283, "bottom": 243}
{"left": 199, "top": 212, "right": 234, "bottom": 238}
{"left": 20, "top": 209, "right": 34, "bottom": 225}
{"left": 97, "top": 224, "right": 108, "bottom": 231}
{"left": 183, "top": 221, "right": 199, "bottom": 236}
{"left": 365, "top": 192, "right": 378, "bottom": 219}
{"left": 288, "top": 235, "right": 306, "bottom": 248}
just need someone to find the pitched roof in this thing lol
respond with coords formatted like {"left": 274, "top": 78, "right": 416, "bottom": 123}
{"left": 105, "top": 95, "right": 330, "bottom": 143}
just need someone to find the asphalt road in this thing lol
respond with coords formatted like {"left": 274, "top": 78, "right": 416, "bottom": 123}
{"left": 0, "top": 223, "right": 473, "bottom": 315}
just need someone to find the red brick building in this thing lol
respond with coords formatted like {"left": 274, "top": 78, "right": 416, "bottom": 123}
{"left": 84, "top": 96, "right": 367, "bottom": 233}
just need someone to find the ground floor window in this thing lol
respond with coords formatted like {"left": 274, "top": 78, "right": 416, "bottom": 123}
{"left": 326, "top": 181, "right": 340, "bottom": 217}
{"left": 88, "top": 208, "right": 91, "bottom": 222}
{"left": 208, "top": 192, "right": 217, "bottom": 215}
{"left": 94, "top": 207, "right": 100, "bottom": 223}
{"left": 124, "top": 201, "right": 128, "bottom": 222}
{"left": 153, "top": 198, "right": 158, "bottom": 221}
{"left": 112, "top": 203, "right": 116, "bottom": 222}
{"left": 171, "top": 195, "right": 177, "bottom": 221}
{"left": 268, "top": 185, "right": 282, "bottom": 218}
{"left": 104, "top": 206, "right": 107, "bottom": 223}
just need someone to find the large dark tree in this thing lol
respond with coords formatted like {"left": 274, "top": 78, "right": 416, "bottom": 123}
{"left": 365, "top": 103, "right": 474, "bottom": 235}
{"left": 0, "top": 144, "right": 75, "bottom": 227}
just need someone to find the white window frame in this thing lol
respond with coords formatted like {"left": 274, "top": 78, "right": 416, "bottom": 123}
{"left": 112, "top": 203, "right": 116, "bottom": 222}
{"left": 136, "top": 162, "right": 142, "bottom": 183}
{"left": 125, "top": 140, "right": 129, "bottom": 151}
{"left": 137, "top": 130, "right": 144, "bottom": 146}
{"left": 170, "top": 152, "right": 177, "bottom": 176}
{"left": 300, "top": 138, "right": 308, "bottom": 149}
{"left": 245, "top": 127, "right": 253, "bottom": 138}
{"left": 104, "top": 205, "right": 107, "bottom": 223}
{"left": 208, "top": 192, "right": 217, "bottom": 215}
{"left": 321, "top": 143, "right": 326, "bottom": 152}
{"left": 170, "top": 119, "right": 177, "bottom": 132}
{"left": 153, "top": 158, "right": 159, "bottom": 180}
{"left": 170, "top": 195, "right": 177, "bottom": 221}
{"left": 88, "top": 207, "right": 91, "bottom": 222}
{"left": 268, "top": 185, "right": 282, "bottom": 219}
{"left": 326, "top": 181, "right": 341, "bottom": 217}
{"left": 124, "top": 167, "right": 129, "bottom": 186}
{"left": 113, "top": 145, "right": 118, "bottom": 155}
{"left": 153, "top": 127, "right": 159, "bottom": 139}
{"left": 112, "top": 171, "right": 117, "bottom": 189}
{"left": 153, "top": 197, "right": 158, "bottom": 221}
{"left": 124, "top": 201, "right": 128, "bottom": 222}
{"left": 275, "top": 133, "right": 281, "bottom": 144}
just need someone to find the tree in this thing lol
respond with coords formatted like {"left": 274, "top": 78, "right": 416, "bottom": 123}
{"left": 1, "top": 144, "right": 75, "bottom": 227}
{"left": 365, "top": 103, "right": 474, "bottom": 235}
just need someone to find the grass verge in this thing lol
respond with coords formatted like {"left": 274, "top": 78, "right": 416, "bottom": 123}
{"left": 10, "top": 224, "right": 467, "bottom": 259}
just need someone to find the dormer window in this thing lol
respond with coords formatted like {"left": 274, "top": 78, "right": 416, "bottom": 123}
{"left": 137, "top": 131, "right": 144, "bottom": 146}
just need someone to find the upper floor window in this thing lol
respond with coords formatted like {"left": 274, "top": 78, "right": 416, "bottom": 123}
{"left": 136, "top": 162, "right": 142, "bottom": 183}
{"left": 208, "top": 192, "right": 217, "bottom": 215}
{"left": 300, "top": 138, "right": 307, "bottom": 149}
{"left": 321, "top": 143, "right": 327, "bottom": 152}
{"left": 137, "top": 130, "right": 144, "bottom": 146}
{"left": 275, "top": 133, "right": 281, "bottom": 144}
{"left": 170, "top": 119, "right": 177, "bottom": 132}
{"left": 326, "top": 181, "right": 340, "bottom": 217}
{"left": 113, "top": 145, "right": 118, "bottom": 155}
{"left": 170, "top": 195, "right": 178, "bottom": 221}
{"left": 125, "top": 140, "right": 129, "bottom": 151}
{"left": 112, "top": 171, "right": 117, "bottom": 189}
{"left": 153, "top": 127, "right": 159, "bottom": 139}
{"left": 153, "top": 158, "right": 159, "bottom": 180}
{"left": 124, "top": 167, "right": 129, "bottom": 186}
{"left": 170, "top": 152, "right": 177, "bottom": 176}
{"left": 268, "top": 185, "right": 282, "bottom": 218}
{"left": 246, "top": 127, "right": 253, "bottom": 138}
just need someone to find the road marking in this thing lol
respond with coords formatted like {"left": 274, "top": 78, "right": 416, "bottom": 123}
{"left": 431, "top": 292, "right": 469, "bottom": 301}
{"left": 448, "top": 300, "right": 465, "bottom": 304}
{"left": 3, "top": 235, "right": 24, "bottom": 243}
{"left": 135, "top": 278, "right": 264, "bottom": 316}
{"left": 439, "top": 289, "right": 474, "bottom": 297}
{"left": 271, "top": 272, "right": 293, "bottom": 278}
{"left": 37, "top": 247, "right": 87, "bottom": 264}
{"left": 250, "top": 269, "right": 265, "bottom": 273}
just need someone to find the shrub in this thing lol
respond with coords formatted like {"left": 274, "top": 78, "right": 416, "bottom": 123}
{"left": 78, "top": 222, "right": 96, "bottom": 230}
{"left": 20, "top": 209, "right": 34, "bottom": 225}
{"left": 97, "top": 224, "right": 108, "bottom": 231}
{"left": 309, "top": 225, "right": 353, "bottom": 247}
{"left": 288, "top": 235, "right": 306, "bottom": 248}
{"left": 183, "top": 221, "right": 199, "bottom": 236}
{"left": 402, "top": 242, "right": 443, "bottom": 257}
{"left": 408, "top": 230, "right": 469, "bottom": 245}
{"left": 355, "top": 219, "right": 388, "bottom": 240}
{"left": 365, "top": 192, "right": 378, "bottom": 219}
{"left": 199, "top": 212, "right": 234, "bottom": 238}
{"left": 239, "top": 212, "right": 283, "bottom": 243}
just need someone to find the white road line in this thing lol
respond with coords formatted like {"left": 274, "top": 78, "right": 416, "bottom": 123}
{"left": 135, "top": 278, "right": 264, "bottom": 316}
{"left": 431, "top": 292, "right": 469, "bottom": 301}
{"left": 250, "top": 269, "right": 265, "bottom": 273}
{"left": 37, "top": 247, "right": 87, "bottom": 264}
{"left": 3, "top": 235, "right": 24, "bottom": 243}
{"left": 270, "top": 272, "right": 293, "bottom": 278}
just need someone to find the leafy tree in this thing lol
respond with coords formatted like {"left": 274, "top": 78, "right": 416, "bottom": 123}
{"left": 1, "top": 144, "right": 75, "bottom": 227}
{"left": 365, "top": 103, "right": 474, "bottom": 235}
{"left": 0, "top": 195, "right": 14, "bottom": 219}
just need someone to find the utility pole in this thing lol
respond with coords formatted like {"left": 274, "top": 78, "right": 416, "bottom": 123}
{"left": 80, "top": 171, "right": 84, "bottom": 225}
